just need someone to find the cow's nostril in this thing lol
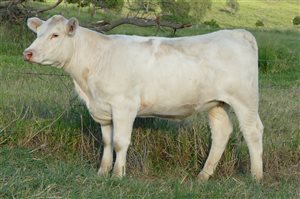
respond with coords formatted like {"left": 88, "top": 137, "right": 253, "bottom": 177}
{"left": 23, "top": 51, "right": 33, "bottom": 61}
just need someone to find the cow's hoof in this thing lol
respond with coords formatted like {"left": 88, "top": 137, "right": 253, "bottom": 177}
{"left": 111, "top": 174, "right": 125, "bottom": 180}
{"left": 97, "top": 168, "right": 110, "bottom": 177}
{"left": 197, "top": 171, "right": 210, "bottom": 182}
{"left": 253, "top": 173, "right": 263, "bottom": 183}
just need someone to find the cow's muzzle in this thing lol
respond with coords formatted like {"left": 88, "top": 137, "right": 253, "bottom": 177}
{"left": 23, "top": 50, "right": 34, "bottom": 61}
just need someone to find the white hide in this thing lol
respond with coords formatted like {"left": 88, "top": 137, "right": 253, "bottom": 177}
{"left": 24, "top": 15, "right": 263, "bottom": 181}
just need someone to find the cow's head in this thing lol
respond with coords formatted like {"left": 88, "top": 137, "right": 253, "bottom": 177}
{"left": 23, "top": 15, "right": 79, "bottom": 67}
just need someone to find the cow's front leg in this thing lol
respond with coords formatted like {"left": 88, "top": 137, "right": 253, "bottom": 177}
{"left": 111, "top": 106, "right": 137, "bottom": 178}
{"left": 98, "top": 123, "right": 113, "bottom": 176}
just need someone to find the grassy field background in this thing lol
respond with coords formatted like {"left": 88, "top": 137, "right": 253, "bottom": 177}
{"left": 1, "top": 0, "right": 300, "bottom": 198}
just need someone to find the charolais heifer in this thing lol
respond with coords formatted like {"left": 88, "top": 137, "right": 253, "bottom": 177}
{"left": 23, "top": 15, "right": 264, "bottom": 181}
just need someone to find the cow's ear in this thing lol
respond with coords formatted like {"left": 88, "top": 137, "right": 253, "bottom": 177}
{"left": 27, "top": 17, "right": 44, "bottom": 33}
{"left": 67, "top": 18, "right": 79, "bottom": 36}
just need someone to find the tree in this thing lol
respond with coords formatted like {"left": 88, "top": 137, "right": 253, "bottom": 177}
{"left": 160, "top": 0, "right": 211, "bottom": 24}
{"left": 1, "top": 0, "right": 212, "bottom": 34}
{"left": 73, "top": 0, "right": 212, "bottom": 33}
{"left": 0, "top": 0, "right": 63, "bottom": 23}
{"left": 160, "top": 0, "right": 191, "bottom": 23}
{"left": 126, "top": 0, "right": 158, "bottom": 13}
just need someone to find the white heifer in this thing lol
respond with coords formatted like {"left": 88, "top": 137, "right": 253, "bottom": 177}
{"left": 24, "top": 15, "right": 264, "bottom": 181}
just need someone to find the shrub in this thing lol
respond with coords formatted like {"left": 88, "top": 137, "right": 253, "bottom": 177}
{"left": 292, "top": 16, "right": 300, "bottom": 25}
{"left": 203, "top": 19, "right": 220, "bottom": 28}
{"left": 255, "top": 20, "right": 264, "bottom": 27}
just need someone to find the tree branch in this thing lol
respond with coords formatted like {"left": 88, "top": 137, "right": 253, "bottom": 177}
{"left": 89, "top": 17, "right": 192, "bottom": 32}
{"left": 0, "top": 0, "right": 25, "bottom": 8}
{"left": 0, "top": 1, "right": 11, "bottom": 7}
{"left": 1, "top": 0, "right": 63, "bottom": 23}
{"left": 29, "top": 0, "right": 63, "bottom": 15}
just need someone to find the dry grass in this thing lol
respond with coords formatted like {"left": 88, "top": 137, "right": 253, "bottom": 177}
{"left": 1, "top": 83, "right": 299, "bottom": 181}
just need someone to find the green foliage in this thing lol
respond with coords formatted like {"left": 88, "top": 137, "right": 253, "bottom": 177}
{"left": 102, "top": 0, "right": 124, "bottom": 10}
{"left": 65, "top": 0, "right": 124, "bottom": 9}
{"left": 160, "top": 0, "right": 211, "bottom": 24}
{"left": 292, "top": 16, "right": 300, "bottom": 25}
{"left": 127, "top": 0, "right": 159, "bottom": 12}
{"left": 160, "top": 0, "right": 191, "bottom": 23}
{"left": 65, "top": 0, "right": 92, "bottom": 7}
{"left": 189, "top": 0, "right": 212, "bottom": 22}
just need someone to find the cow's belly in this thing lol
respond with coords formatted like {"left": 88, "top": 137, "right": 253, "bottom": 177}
{"left": 136, "top": 77, "right": 221, "bottom": 119}
{"left": 137, "top": 100, "right": 219, "bottom": 120}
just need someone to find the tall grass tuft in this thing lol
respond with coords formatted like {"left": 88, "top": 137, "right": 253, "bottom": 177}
{"left": 256, "top": 30, "right": 300, "bottom": 74}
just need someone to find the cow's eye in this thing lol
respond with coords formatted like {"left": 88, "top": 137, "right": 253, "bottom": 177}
{"left": 51, "top": 34, "right": 59, "bottom": 39}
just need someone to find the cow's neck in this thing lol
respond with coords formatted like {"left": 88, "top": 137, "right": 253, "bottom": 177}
{"left": 64, "top": 27, "right": 111, "bottom": 96}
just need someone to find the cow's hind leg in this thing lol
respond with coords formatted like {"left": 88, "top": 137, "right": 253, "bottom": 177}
{"left": 198, "top": 103, "right": 233, "bottom": 181}
{"left": 230, "top": 100, "right": 264, "bottom": 181}
{"left": 247, "top": 115, "right": 264, "bottom": 181}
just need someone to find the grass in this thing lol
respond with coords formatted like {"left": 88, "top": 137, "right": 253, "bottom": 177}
{"left": 206, "top": 0, "right": 300, "bottom": 30}
{"left": 0, "top": 0, "right": 300, "bottom": 197}
{"left": 1, "top": 147, "right": 299, "bottom": 198}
